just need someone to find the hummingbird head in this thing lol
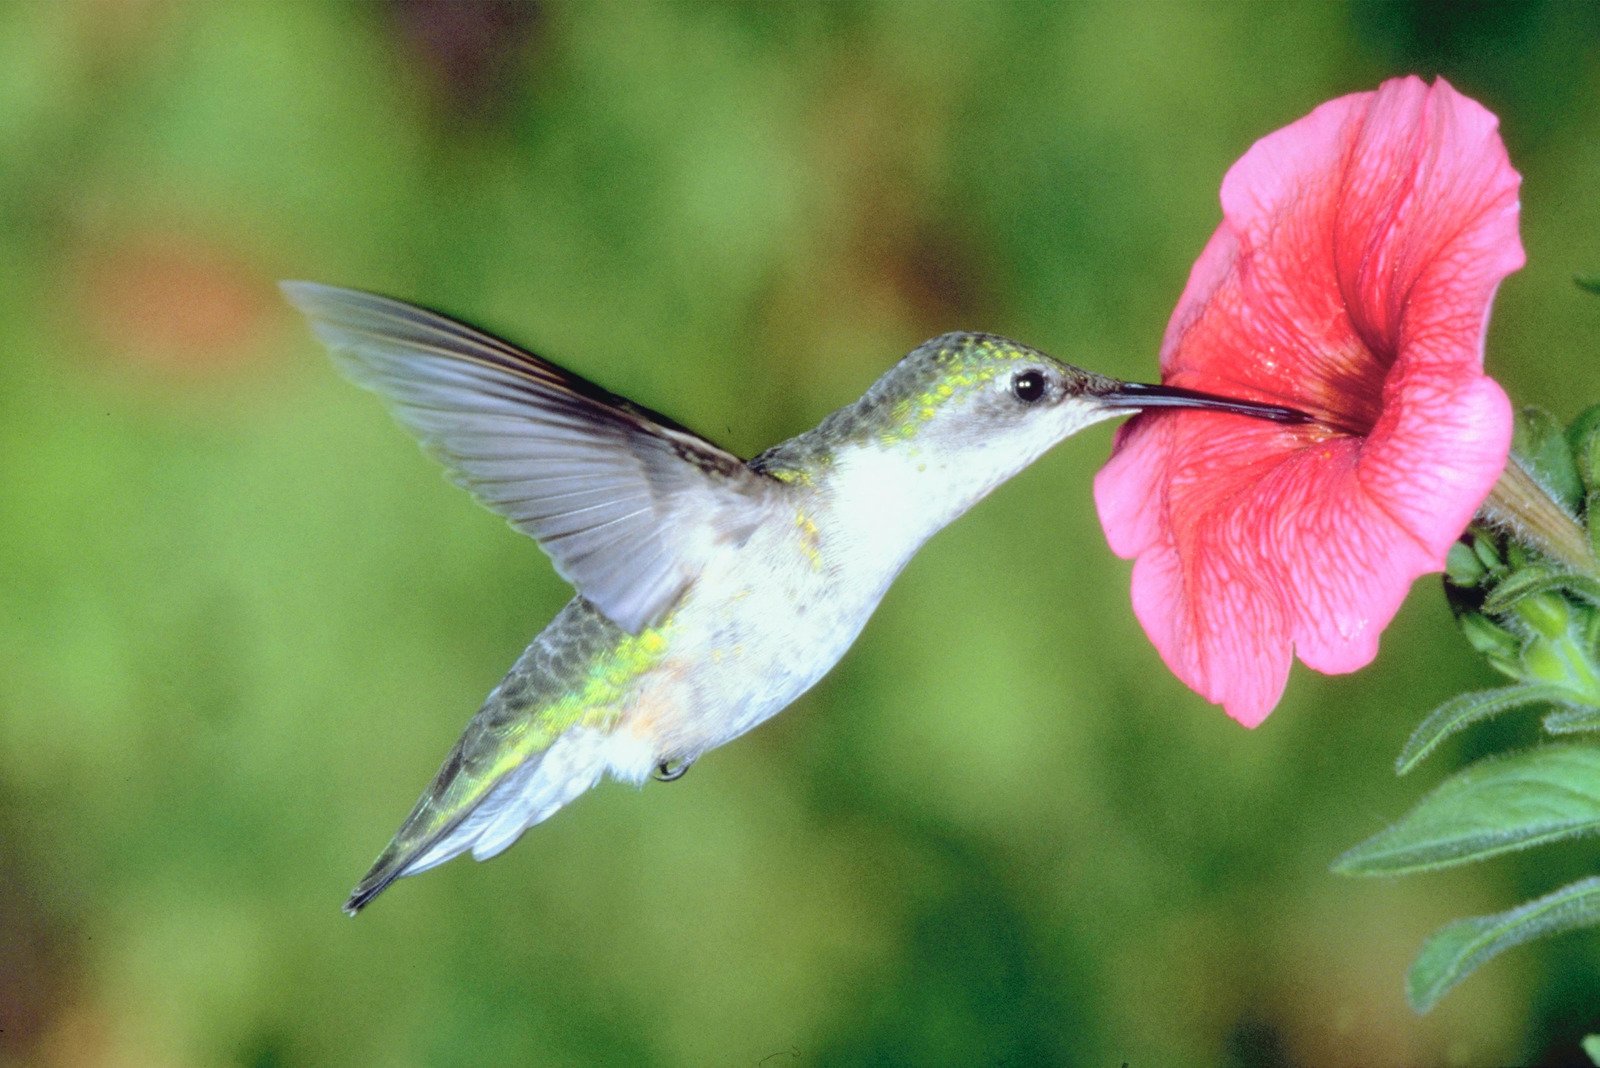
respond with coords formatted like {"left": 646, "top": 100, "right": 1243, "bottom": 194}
{"left": 771, "top": 332, "right": 1305, "bottom": 530}
{"left": 849, "top": 331, "right": 1302, "bottom": 464}
{"left": 752, "top": 331, "right": 1305, "bottom": 580}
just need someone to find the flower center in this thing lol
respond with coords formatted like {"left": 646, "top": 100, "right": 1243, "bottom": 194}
{"left": 1290, "top": 334, "right": 1389, "bottom": 439}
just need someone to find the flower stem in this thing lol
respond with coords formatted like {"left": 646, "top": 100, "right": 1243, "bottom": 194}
{"left": 1481, "top": 456, "right": 1598, "bottom": 575}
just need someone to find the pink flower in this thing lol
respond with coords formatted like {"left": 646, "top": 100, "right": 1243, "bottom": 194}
{"left": 1094, "top": 76, "right": 1523, "bottom": 727}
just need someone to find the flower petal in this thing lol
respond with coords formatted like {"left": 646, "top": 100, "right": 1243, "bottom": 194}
{"left": 1097, "top": 76, "right": 1522, "bottom": 726}
{"left": 1334, "top": 78, "right": 1524, "bottom": 361}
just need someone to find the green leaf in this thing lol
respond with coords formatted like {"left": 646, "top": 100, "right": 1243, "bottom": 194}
{"left": 1483, "top": 568, "right": 1600, "bottom": 614}
{"left": 1472, "top": 531, "right": 1506, "bottom": 572}
{"left": 1513, "top": 411, "right": 1585, "bottom": 513}
{"left": 1591, "top": 490, "right": 1600, "bottom": 563}
{"left": 1445, "top": 540, "right": 1488, "bottom": 588}
{"left": 1583, "top": 1034, "right": 1600, "bottom": 1066}
{"left": 1568, "top": 404, "right": 1600, "bottom": 494}
{"left": 1396, "top": 684, "right": 1567, "bottom": 774}
{"left": 1479, "top": 563, "right": 1554, "bottom": 613}
{"left": 1545, "top": 705, "right": 1600, "bottom": 734}
{"left": 1456, "top": 611, "right": 1520, "bottom": 661}
{"left": 1334, "top": 745, "right": 1600, "bottom": 876}
{"left": 1576, "top": 274, "right": 1600, "bottom": 295}
{"left": 1408, "top": 875, "right": 1600, "bottom": 1013}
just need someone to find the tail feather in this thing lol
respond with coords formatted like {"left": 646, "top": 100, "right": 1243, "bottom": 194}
{"left": 343, "top": 727, "right": 610, "bottom": 915}
{"left": 468, "top": 728, "right": 608, "bottom": 860}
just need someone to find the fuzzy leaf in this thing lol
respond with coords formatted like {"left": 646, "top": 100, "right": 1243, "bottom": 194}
{"left": 1568, "top": 405, "right": 1600, "bottom": 493}
{"left": 1513, "top": 412, "right": 1585, "bottom": 513}
{"left": 1334, "top": 745, "right": 1600, "bottom": 876}
{"left": 1455, "top": 611, "right": 1520, "bottom": 661}
{"left": 1483, "top": 568, "right": 1600, "bottom": 614}
{"left": 1408, "top": 875, "right": 1600, "bottom": 1012}
{"left": 1396, "top": 684, "right": 1567, "bottom": 774}
{"left": 1479, "top": 564, "right": 1555, "bottom": 612}
{"left": 1445, "top": 540, "right": 1488, "bottom": 588}
{"left": 1545, "top": 706, "right": 1600, "bottom": 734}
{"left": 1472, "top": 532, "right": 1506, "bottom": 572}
{"left": 1591, "top": 491, "right": 1600, "bottom": 563}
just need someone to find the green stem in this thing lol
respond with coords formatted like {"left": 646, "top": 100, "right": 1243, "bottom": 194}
{"left": 1481, "top": 456, "right": 1598, "bottom": 576}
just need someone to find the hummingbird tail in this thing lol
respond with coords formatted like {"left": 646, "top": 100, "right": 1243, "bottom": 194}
{"left": 343, "top": 726, "right": 613, "bottom": 915}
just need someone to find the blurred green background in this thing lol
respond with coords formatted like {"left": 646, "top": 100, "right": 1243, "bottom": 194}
{"left": 3, "top": 2, "right": 1599, "bottom": 1065}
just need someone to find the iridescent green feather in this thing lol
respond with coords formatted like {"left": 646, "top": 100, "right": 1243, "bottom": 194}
{"left": 345, "top": 600, "right": 671, "bottom": 912}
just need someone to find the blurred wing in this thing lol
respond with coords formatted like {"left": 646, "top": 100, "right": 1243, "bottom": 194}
{"left": 282, "top": 282, "right": 773, "bottom": 633}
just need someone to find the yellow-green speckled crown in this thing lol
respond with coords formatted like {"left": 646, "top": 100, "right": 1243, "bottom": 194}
{"left": 752, "top": 332, "right": 1081, "bottom": 478}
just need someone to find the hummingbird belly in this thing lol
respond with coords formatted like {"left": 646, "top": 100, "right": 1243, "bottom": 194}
{"left": 604, "top": 504, "right": 879, "bottom": 776}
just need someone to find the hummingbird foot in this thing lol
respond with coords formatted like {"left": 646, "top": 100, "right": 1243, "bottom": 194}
{"left": 653, "top": 759, "right": 693, "bottom": 782}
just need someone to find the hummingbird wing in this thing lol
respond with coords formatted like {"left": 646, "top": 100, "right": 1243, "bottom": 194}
{"left": 282, "top": 282, "right": 773, "bottom": 634}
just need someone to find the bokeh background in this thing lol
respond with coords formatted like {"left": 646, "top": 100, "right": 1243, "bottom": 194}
{"left": 3, "top": 2, "right": 1600, "bottom": 1065}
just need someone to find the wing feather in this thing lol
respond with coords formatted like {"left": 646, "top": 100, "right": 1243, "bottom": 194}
{"left": 283, "top": 282, "right": 775, "bottom": 632}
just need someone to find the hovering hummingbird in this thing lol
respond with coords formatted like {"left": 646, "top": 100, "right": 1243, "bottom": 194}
{"left": 282, "top": 282, "right": 1306, "bottom": 914}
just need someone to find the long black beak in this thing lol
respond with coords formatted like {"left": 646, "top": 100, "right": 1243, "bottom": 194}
{"left": 1103, "top": 382, "right": 1311, "bottom": 425}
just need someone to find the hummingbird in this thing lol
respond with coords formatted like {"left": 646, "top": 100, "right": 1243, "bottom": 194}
{"left": 282, "top": 282, "right": 1306, "bottom": 914}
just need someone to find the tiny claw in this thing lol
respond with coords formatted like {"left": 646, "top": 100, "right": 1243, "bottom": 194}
{"left": 653, "top": 759, "right": 693, "bottom": 782}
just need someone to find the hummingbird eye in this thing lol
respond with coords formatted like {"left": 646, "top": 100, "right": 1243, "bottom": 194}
{"left": 1011, "top": 369, "right": 1047, "bottom": 404}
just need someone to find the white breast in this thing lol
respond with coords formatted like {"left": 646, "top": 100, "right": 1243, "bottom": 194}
{"left": 607, "top": 441, "right": 956, "bottom": 770}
